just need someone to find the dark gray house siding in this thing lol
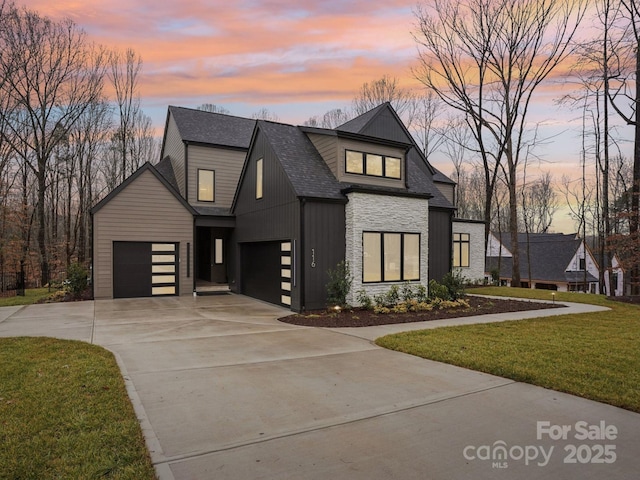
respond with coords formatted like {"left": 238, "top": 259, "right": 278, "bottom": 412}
{"left": 302, "top": 200, "right": 346, "bottom": 311}
{"left": 233, "top": 128, "right": 302, "bottom": 309}
{"left": 429, "top": 208, "right": 454, "bottom": 282}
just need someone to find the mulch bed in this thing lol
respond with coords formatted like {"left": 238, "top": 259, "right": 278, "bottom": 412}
{"left": 280, "top": 296, "right": 565, "bottom": 328}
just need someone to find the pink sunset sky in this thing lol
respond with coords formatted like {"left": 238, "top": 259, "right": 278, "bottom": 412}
{"left": 16, "top": 0, "right": 636, "bottom": 232}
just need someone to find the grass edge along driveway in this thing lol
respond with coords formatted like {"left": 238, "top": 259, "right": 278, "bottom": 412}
{"left": 376, "top": 287, "right": 640, "bottom": 413}
{"left": 0, "top": 337, "right": 156, "bottom": 479}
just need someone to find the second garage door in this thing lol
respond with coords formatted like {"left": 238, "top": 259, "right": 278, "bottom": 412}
{"left": 241, "top": 241, "right": 291, "bottom": 307}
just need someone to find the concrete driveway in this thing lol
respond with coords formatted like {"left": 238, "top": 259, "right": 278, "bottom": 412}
{"left": 1, "top": 294, "right": 639, "bottom": 479}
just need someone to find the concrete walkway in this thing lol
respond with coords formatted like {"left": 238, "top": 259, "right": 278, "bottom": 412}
{"left": 0, "top": 294, "right": 638, "bottom": 479}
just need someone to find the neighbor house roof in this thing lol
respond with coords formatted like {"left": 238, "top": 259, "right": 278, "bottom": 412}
{"left": 486, "top": 233, "right": 595, "bottom": 284}
{"left": 168, "top": 106, "right": 256, "bottom": 149}
{"left": 154, "top": 156, "right": 179, "bottom": 191}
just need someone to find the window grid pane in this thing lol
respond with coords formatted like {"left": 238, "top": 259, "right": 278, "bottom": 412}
{"left": 383, "top": 233, "right": 402, "bottom": 281}
{"left": 346, "top": 150, "right": 364, "bottom": 174}
{"left": 363, "top": 233, "right": 382, "bottom": 282}
{"left": 385, "top": 157, "right": 401, "bottom": 179}
{"left": 403, "top": 234, "right": 420, "bottom": 280}
{"left": 366, "top": 154, "right": 383, "bottom": 176}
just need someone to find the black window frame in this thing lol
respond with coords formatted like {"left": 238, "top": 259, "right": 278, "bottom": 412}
{"left": 362, "top": 231, "right": 421, "bottom": 283}
{"left": 256, "top": 158, "right": 263, "bottom": 200}
{"left": 453, "top": 233, "right": 470, "bottom": 268}
{"left": 345, "top": 149, "right": 402, "bottom": 180}
{"left": 197, "top": 168, "right": 215, "bottom": 202}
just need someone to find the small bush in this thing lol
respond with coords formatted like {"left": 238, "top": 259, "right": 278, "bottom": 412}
{"left": 429, "top": 279, "right": 449, "bottom": 301}
{"left": 66, "top": 263, "right": 88, "bottom": 295}
{"left": 326, "top": 261, "right": 352, "bottom": 307}
{"left": 374, "top": 305, "right": 391, "bottom": 314}
{"left": 356, "top": 289, "right": 373, "bottom": 310}
{"left": 401, "top": 282, "right": 415, "bottom": 302}
{"left": 442, "top": 271, "right": 466, "bottom": 300}
{"left": 415, "top": 284, "right": 428, "bottom": 303}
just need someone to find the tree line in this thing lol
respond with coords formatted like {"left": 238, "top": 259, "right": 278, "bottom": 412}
{"left": 0, "top": 2, "right": 158, "bottom": 288}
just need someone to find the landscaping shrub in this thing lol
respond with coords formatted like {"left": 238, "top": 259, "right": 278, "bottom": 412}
{"left": 356, "top": 289, "right": 373, "bottom": 310}
{"left": 66, "top": 263, "right": 88, "bottom": 296}
{"left": 442, "top": 271, "right": 466, "bottom": 300}
{"left": 428, "top": 279, "right": 450, "bottom": 301}
{"left": 326, "top": 261, "right": 352, "bottom": 307}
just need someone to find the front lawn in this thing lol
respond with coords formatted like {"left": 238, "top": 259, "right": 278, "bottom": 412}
{"left": 0, "top": 337, "right": 156, "bottom": 479}
{"left": 0, "top": 288, "right": 57, "bottom": 307}
{"left": 376, "top": 287, "right": 640, "bottom": 413}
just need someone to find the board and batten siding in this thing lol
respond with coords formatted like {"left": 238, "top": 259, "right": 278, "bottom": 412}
{"left": 163, "top": 115, "right": 186, "bottom": 196}
{"left": 187, "top": 145, "right": 246, "bottom": 208}
{"left": 93, "top": 169, "right": 193, "bottom": 299}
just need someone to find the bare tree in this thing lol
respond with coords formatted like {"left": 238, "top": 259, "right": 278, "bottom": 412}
{"left": 353, "top": 75, "right": 418, "bottom": 128}
{"left": 414, "top": 0, "right": 587, "bottom": 286}
{"left": 607, "top": 0, "right": 640, "bottom": 292}
{"left": 304, "top": 108, "right": 352, "bottom": 129}
{"left": 251, "top": 108, "right": 279, "bottom": 122}
{"left": 108, "top": 48, "right": 142, "bottom": 183}
{"left": 0, "top": 5, "right": 106, "bottom": 284}
{"left": 413, "top": 92, "right": 444, "bottom": 160}
{"left": 197, "top": 103, "right": 230, "bottom": 114}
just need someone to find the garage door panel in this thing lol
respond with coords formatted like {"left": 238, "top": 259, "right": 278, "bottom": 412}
{"left": 241, "top": 242, "right": 281, "bottom": 305}
{"left": 113, "top": 242, "right": 178, "bottom": 299}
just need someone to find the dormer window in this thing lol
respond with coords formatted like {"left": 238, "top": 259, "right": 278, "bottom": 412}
{"left": 345, "top": 150, "right": 401, "bottom": 179}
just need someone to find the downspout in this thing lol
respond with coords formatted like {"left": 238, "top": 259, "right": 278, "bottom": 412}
{"left": 192, "top": 216, "right": 196, "bottom": 295}
{"left": 90, "top": 211, "right": 94, "bottom": 299}
{"left": 299, "top": 198, "right": 306, "bottom": 312}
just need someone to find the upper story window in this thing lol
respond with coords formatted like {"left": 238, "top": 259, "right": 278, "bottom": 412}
{"left": 256, "top": 158, "right": 263, "bottom": 199}
{"left": 197, "top": 169, "right": 215, "bottom": 202}
{"left": 579, "top": 257, "right": 586, "bottom": 270}
{"left": 453, "top": 233, "right": 470, "bottom": 268}
{"left": 346, "top": 150, "right": 401, "bottom": 179}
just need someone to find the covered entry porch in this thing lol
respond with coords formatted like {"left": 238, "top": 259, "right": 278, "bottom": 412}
{"left": 194, "top": 213, "right": 235, "bottom": 295}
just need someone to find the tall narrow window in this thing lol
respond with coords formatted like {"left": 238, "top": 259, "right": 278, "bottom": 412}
{"left": 198, "top": 169, "right": 215, "bottom": 202}
{"left": 453, "top": 233, "right": 470, "bottom": 268}
{"left": 256, "top": 158, "right": 263, "bottom": 199}
{"left": 215, "top": 238, "right": 223, "bottom": 264}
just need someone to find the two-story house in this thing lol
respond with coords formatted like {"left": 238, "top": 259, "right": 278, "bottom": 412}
{"left": 91, "top": 103, "right": 463, "bottom": 311}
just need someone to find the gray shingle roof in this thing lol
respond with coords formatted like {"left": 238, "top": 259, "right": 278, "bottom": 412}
{"left": 257, "top": 121, "right": 345, "bottom": 200}
{"left": 192, "top": 206, "right": 234, "bottom": 216}
{"left": 169, "top": 106, "right": 255, "bottom": 149}
{"left": 336, "top": 103, "right": 387, "bottom": 133}
{"left": 486, "top": 233, "right": 594, "bottom": 284}
{"left": 154, "top": 156, "right": 179, "bottom": 191}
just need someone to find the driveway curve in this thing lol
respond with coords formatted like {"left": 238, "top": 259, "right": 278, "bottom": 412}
{"left": 1, "top": 294, "right": 638, "bottom": 479}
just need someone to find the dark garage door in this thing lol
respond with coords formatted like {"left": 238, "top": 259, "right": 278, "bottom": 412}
{"left": 241, "top": 241, "right": 283, "bottom": 306}
{"left": 113, "top": 242, "right": 178, "bottom": 298}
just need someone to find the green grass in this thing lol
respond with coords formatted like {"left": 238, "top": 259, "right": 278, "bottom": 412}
{"left": 376, "top": 287, "right": 640, "bottom": 412}
{"left": 0, "top": 288, "right": 58, "bottom": 307}
{"left": 0, "top": 337, "right": 156, "bottom": 479}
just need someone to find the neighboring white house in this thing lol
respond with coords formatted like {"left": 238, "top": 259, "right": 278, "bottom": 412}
{"left": 452, "top": 219, "right": 486, "bottom": 284}
{"left": 485, "top": 232, "right": 600, "bottom": 293}
{"left": 604, "top": 254, "right": 626, "bottom": 297}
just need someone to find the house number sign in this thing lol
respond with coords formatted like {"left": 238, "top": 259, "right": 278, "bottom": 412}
{"left": 311, "top": 248, "right": 316, "bottom": 268}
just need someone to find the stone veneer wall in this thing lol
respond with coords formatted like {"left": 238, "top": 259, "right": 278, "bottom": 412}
{"left": 452, "top": 220, "right": 486, "bottom": 284}
{"left": 345, "top": 192, "right": 429, "bottom": 306}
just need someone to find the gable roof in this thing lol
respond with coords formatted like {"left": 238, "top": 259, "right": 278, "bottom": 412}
{"left": 486, "top": 233, "right": 597, "bottom": 284}
{"left": 337, "top": 102, "right": 455, "bottom": 208}
{"left": 91, "top": 162, "right": 196, "bottom": 215}
{"left": 336, "top": 103, "right": 388, "bottom": 134}
{"left": 154, "top": 156, "right": 179, "bottom": 191}
{"left": 168, "top": 106, "right": 256, "bottom": 149}
{"left": 257, "top": 120, "right": 345, "bottom": 200}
